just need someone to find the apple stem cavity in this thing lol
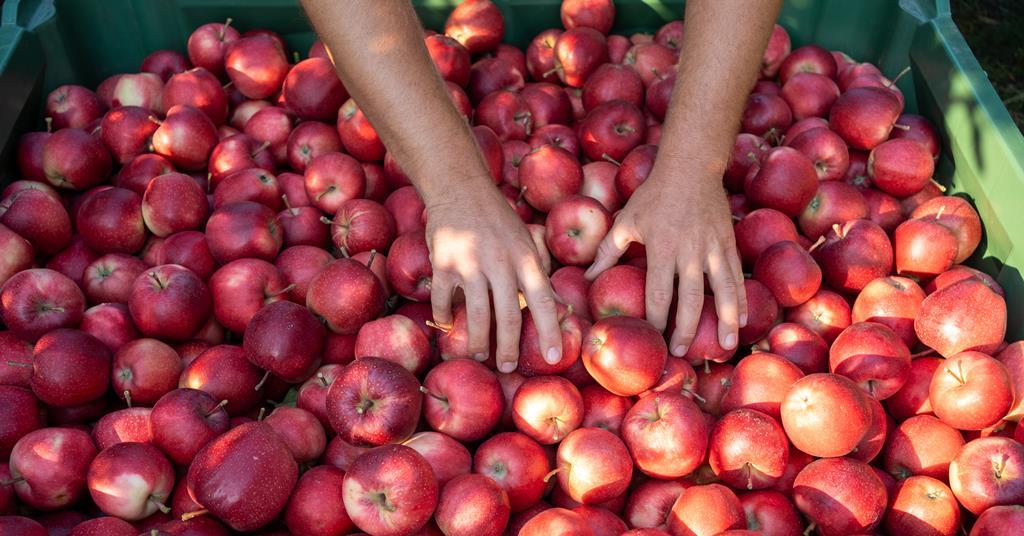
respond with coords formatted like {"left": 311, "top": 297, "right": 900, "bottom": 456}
{"left": 944, "top": 363, "right": 966, "bottom": 385}
{"left": 317, "top": 372, "right": 330, "bottom": 387}
{"left": 356, "top": 398, "right": 374, "bottom": 414}
{"left": 254, "top": 370, "right": 271, "bottom": 391}
{"left": 266, "top": 283, "right": 297, "bottom": 299}
{"left": 181, "top": 508, "right": 208, "bottom": 521}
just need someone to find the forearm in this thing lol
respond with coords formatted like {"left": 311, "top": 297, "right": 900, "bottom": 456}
{"left": 300, "top": 0, "right": 495, "bottom": 208}
{"left": 655, "top": 0, "right": 781, "bottom": 191}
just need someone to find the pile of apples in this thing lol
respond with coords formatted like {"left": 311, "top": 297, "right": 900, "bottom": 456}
{"left": 0, "top": 0, "right": 1021, "bottom": 534}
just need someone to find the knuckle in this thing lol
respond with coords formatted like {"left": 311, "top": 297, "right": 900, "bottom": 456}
{"left": 648, "top": 287, "right": 673, "bottom": 306}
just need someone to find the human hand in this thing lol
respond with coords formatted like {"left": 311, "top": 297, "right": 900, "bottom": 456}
{"left": 584, "top": 167, "right": 747, "bottom": 357}
{"left": 426, "top": 181, "right": 562, "bottom": 373}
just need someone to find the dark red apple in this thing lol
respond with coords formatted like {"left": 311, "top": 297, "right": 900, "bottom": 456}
{"left": 544, "top": 195, "right": 612, "bottom": 266}
{"left": 615, "top": 143, "right": 657, "bottom": 201}
{"left": 745, "top": 146, "right": 817, "bottom": 217}
{"left": 752, "top": 241, "right": 821, "bottom": 307}
{"left": 829, "top": 87, "right": 903, "bottom": 150}
{"left": 910, "top": 195, "right": 982, "bottom": 264}
{"left": 518, "top": 144, "right": 583, "bottom": 212}
{"left": 141, "top": 172, "right": 207, "bottom": 237}
{"left": 8, "top": 427, "right": 97, "bottom": 510}
{"left": 224, "top": 35, "right": 289, "bottom": 99}
{"left": 444, "top": 0, "right": 505, "bottom": 54}
{"left": 343, "top": 444, "right": 438, "bottom": 534}
{"left": 162, "top": 68, "right": 228, "bottom": 125}
{"left": 86, "top": 442, "right": 174, "bottom": 521}
{"left": 283, "top": 58, "right": 348, "bottom": 121}
{"left": 42, "top": 128, "right": 112, "bottom": 191}
{"left": 813, "top": 219, "right": 893, "bottom": 294}
{"left": 741, "top": 94, "right": 792, "bottom": 141}
{"left": 286, "top": 121, "right": 341, "bottom": 172}
{"left": 99, "top": 106, "right": 159, "bottom": 164}
{"left": 304, "top": 152, "right": 366, "bottom": 214}
{"left": 112, "top": 338, "right": 181, "bottom": 407}
{"left": 579, "top": 100, "right": 645, "bottom": 162}
{"left": 467, "top": 57, "right": 525, "bottom": 104}
{"left": 152, "top": 105, "right": 218, "bottom": 170}
{"left": 0, "top": 188, "right": 72, "bottom": 255}
{"left": 793, "top": 457, "right": 887, "bottom": 535}
{"left": 327, "top": 357, "right": 421, "bottom": 446}
{"left": 186, "top": 20, "right": 240, "bottom": 78}
{"left": 244, "top": 300, "right": 325, "bottom": 383}
{"left": 128, "top": 264, "right": 211, "bottom": 341}
{"left": 284, "top": 465, "right": 353, "bottom": 536}
{"left": 552, "top": 27, "right": 608, "bottom": 87}
{"left": 0, "top": 268, "right": 85, "bottom": 342}
{"left": 435, "top": 473, "right": 511, "bottom": 536}
{"left": 45, "top": 85, "right": 105, "bottom": 130}
{"left": 780, "top": 72, "right": 839, "bottom": 120}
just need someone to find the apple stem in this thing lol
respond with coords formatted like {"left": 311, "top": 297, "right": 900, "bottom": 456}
{"left": 181, "top": 509, "right": 208, "bottom": 522}
{"left": 746, "top": 151, "right": 758, "bottom": 164}
{"left": 910, "top": 348, "right": 935, "bottom": 359}
{"left": 150, "top": 497, "right": 171, "bottom": 514}
{"left": 425, "top": 320, "right": 452, "bottom": 334}
{"left": 807, "top": 235, "right": 827, "bottom": 253}
{"left": 542, "top": 467, "right": 563, "bottom": 483}
{"left": 44, "top": 117, "right": 53, "bottom": 133}
{"left": 257, "top": 407, "right": 267, "bottom": 421}
{"left": 686, "top": 388, "right": 707, "bottom": 404}
{"left": 892, "top": 123, "right": 911, "bottom": 131}
{"left": 419, "top": 385, "right": 446, "bottom": 403}
{"left": 802, "top": 523, "right": 816, "bottom": 536}
{"left": 281, "top": 194, "right": 293, "bottom": 211}
{"left": 320, "top": 215, "right": 334, "bottom": 226}
{"left": 365, "top": 250, "right": 377, "bottom": 269}
{"left": 931, "top": 179, "right": 948, "bottom": 192}
{"left": 339, "top": 247, "right": 350, "bottom": 258}
{"left": 935, "top": 205, "right": 946, "bottom": 220}
{"left": 704, "top": 360, "right": 710, "bottom": 374}
{"left": 206, "top": 399, "right": 229, "bottom": 417}
{"left": 601, "top": 154, "right": 622, "bottom": 166}
{"left": 6, "top": 361, "right": 31, "bottom": 368}
{"left": 266, "top": 283, "right": 296, "bottom": 299}
{"left": 887, "top": 66, "right": 912, "bottom": 87}
{"left": 293, "top": 51, "right": 301, "bottom": 64}
{"left": 994, "top": 455, "right": 1007, "bottom": 479}
{"left": 317, "top": 373, "right": 329, "bottom": 387}
{"left": 123, "top": 390, "right": 132, "bottom": 408}
{"left": 517, "top": 186, "right": 527, "bottom": 204}
{"left": 542, "top": 65, "right": 561, "bottom": 78}
{"left": 148, "top": 271, "right": 165, "bottom": 289}
{"left": 355, "top": 398, "right": 374, "bottom": 415}
{"left": 252, "top": 140, "right": 271, "bottom": 156}
{"left": 731, "top": 214, "right": 742, "bottom": 222}
{"left": 745, "top": 463, "right": 754, "bottom": 490}
{"left": 1, "top": 477, "right": 24, "bottom": 486}
{"left": 831, "top": 222, "right": 843, "bottom": 238}
{"left": 945, "top": 365, "right": 966, "bottom": 385}
{"left": 254, "top": 370, "right": 271, "bottom": 391}
{"left": 219, "top": 18, "right": 233, "bottom": 40}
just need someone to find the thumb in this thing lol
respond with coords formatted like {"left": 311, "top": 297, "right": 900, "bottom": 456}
{"left": 584, "top": 222, "right": 634, "bottom": 280}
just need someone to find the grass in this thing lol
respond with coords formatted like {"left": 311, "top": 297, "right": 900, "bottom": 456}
{"left": 951, "top": 0, "right": 1024, "bottom": 131}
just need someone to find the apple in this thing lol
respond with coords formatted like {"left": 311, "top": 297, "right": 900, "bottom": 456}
{"left": 623, "top": 478, "right": 686, "bottom": 530}
{"left": 213, "top": 167, "right": 282, "bottom": 210}
{"left": 970, "top": 505, "right": 1024, "bottom": 535}
{"left": 354, "top": 315, "right": 430, "bottom": 375}
{"left": 521, "top": 83, "right": 573, "bottom": 127}
{"left": 153, "top": 231, "right": 217, "bottom": 281}
{"left": 709, "top": 408, "right": 788, "bottom": 490}
{"left": 894, "top": 216, "right": 958, "bottom": 279}
{"left": 326, "top": 198, "right": 396, "bottom": 257}
{"left": 793, "top": 457, "right": 887, "bottom": 536}
{"left": 582, "top": 316, "right": 666, "bottom": 396}
{"left": 582, "top": 64, "right": 644, "bottom": 112}
{"left": 784, "top": 116, "right": 829, "bottom": 143}
{"left": 910, "top": 195, "right": 982, "bottom": 263}
{"left": 263, "top": 406, "right": 326, "bottom": 464}
{"left": 244, "top": 300, "right": 325, "bottom": 383}
{"left": 645, "top": 72, "right": 675, "bottom": 122}
{"left": 721, "top": 352, "right": 804, "bottom": 420}
{"left": 579, "top": 100, "right": 645, "bottom": 162}
{"left": 286, "top": 122, "right": 341, "bottom": 173}
{"left": 399, "top": 431, "right": 471, "bottom": 488}
{"left": 45, "top": 84, "right": 105, "bottom": 130}
{"left": 615, "top": 144, "right": 657, "bottom": 201}
{"left": 734, "top": 208, "right": 799, "bottom": 267}
{"left": 111, "top": 338, "right": 181, "bottom": 407}
{"left": 829, "top": 321, "right": 911, "bottom": 400}
{"left": 243, "top": 106, "right": 291, "bottom": 164}
{"left": 128, "top": 264, "right": 211, "bottom": 341}
{"left": 528, "top": 124, "right": 580, "bottom": 156}
{"left": 579, "top": 384, "right": 632, "bottom": 435}
{"left": 760, "top": 24, "right": 791, "bottom": 77}
{"left": 0, "top": 268, "right": 85, "bottom": 342}
{"left": 865, "top": 138, "right": 935, "bottom": 199}
{"left": 283, "top": 58, "right": 348, "bottom": 121}
{"left": 0, "top": 386, "right": 42, "bottom": 458}
{"left": 445, "top": 0, "right": 505, "bottom": 54}
{"left": 551, "top": 27, "right": 608, "bottom": 87}
{"left": 141, "top": 48, "right": 189, "bottom": 80}
{"left": 44, "top": 238, "right": 98, "bottom": 291}
{"left": 223, "top": 35, "right": 289, "bottom": 99}
{"left": 205, "top": 201, "right": 282, "bottom": 263}
{"left": 467, "top": 57, "right": 525, "bottom": 104}
{"left": 110, "top": 73, "right": 163, "bottom": 111}
{"left": 66, "top": 516, "right": 137, "bottom": 536}
{"left": 186, "top": 19, "right": 240, "bottom": 77}
{"left": 284, "top": 465, "right": 354, "bottom": 536}
{"left": 473, "top": 431, "right": 550, "bottom": 512}
{"left": 814, "top": 219, "right": 893, "bottom": 294}
{"left": 738, "top": 490, "right": 803, "bottom": 536}
{"left": 91, "top": 407, "right": 152, "bottom": 450}
{"left": 180, "top": 343, "right": 266, "bottom": 416}
{"left": 890, "top": 113, "right": 941, "bottom": 158}
{"left": 327, "top": 357, "right": 421, "bottom": 446}
{"left": 296, "top": 364, "right": 343, "bottom": 429}
{"left": 851, "top": 276, "right": 925, "bottom": 348}
{"left": 948, "top": 436, "right": 1024, "bottom": 514}
{"left": 275, "top": 245, "right": 333, "bottom": 303}
{"left": 435, "top": 473, "right": 510, "bottom": 536}
{"left": 162, "top": 68, "right": 228, "bottom": 125}
{"left": 518, "top": 144, "right": 583, "bottom": 212}
{"left": 98, "top": 106, "right": 159, "bottom": 164}
{"left": 588, "top": 264, "right": 646, "bottom": 320}
{"left": 829, "top": 87, "right": 903, "bottom": 150}
{"left": 996, "top": 342, "right": 1024, "bottom": 421}
{"left": 304, "top": 152, "right": 367, "bottom": 214}
{"left": 76, "top": 187, "right": 147, "bottom": 255}
{"left": 745, "top": 146, "right": 817, "bottom": 217}
{"left": 929, "top": 351, "right": 1013, "bottom": 430}
{"left": 781, "top": 373, "right": 872, "bottom": 457}
{"left": 741, "top": 93, "right": 792, "bottom": 141}
{"left": 421, "top": 358, "right": 503, "bottom": 442}
{"left": 425, "top": 33, "right": 471, "bottom": 86}
{"left": 679, "top": 295, "right": 737, "bottom": 365}
{"left": 622, "top": 42, "right": 675, "bottom": 87}
{"left": 79, "top": 303, "right": 138, "bottom": 354}
{"left": 187, "top": 421, "right": 297, "bottom": 531}
{"left": 86, "top": 442, "right": 173, "bottom": 521}
{"left": 561, "top": 0, "right": 615, "bottom": 34}
{"left": 230, "top": 99, "right": 271, "bottom": 129}
{"left": 385, "top": 186, "right": 426, "bottom": 235}
{"left": 343, "top": 444, "right": 438, "bottom": 534}
{"left": 779, "top": 44, "right": 838, "bottom": 82}
{"left": 780, "top": 72, "right": 839, "bottom": 120}
{"left": 140, "top": 172, "right": 207, "bottom": 237}
{"left": 884, "top": 355, "right": 942, "bottom": 420}
{"left": 926, "top": 265, "right": 1003, "bottom": 296}
{"left": 307, "top": 257, "right": 386, "bottom": 334}
{"left": 149, "top": 388, "right": 230, "bottom": 465}
{"left": 916, "top": 277, "right": 1006, "bottom": 357}
{"left": 15, "top": 130, "right": 50, "bottom": 181}
{"left": 752, "top": 241, "right": 821, "bottom": 307}
{"left": 208, "top": 133, "right": 275, "bottom": 185}
{"left": 512, "top": 375, "right": 583, "bottom": 444}
{"left": 623, "top": 391, "right": 707, "bottom": 478}
{"left": 8, "top": 427, "right": 97, "bottom": 510}
{"left": 667, "top": 483, "right": 745, "bottom": 536}
{"left": 724, "top": 134, "right": 768, "bottom": 193}
{"left": 783, "top": 288, "right": 851, "bottom": 344}
{"left": 526, "top": 30, "right": 563, "bottom": 84}
{"left": 337, "top": 99, "right": 386, "bottom": 162}
{"left": 544, "top": 195, "right": 612, "bottom": 266}
{"left": 41, "top": 128, "right": 112, "bottom": 191}
{"left": 0, "top": 188, "right": 73, "bottom": 255}
{"left": 555, "top": 427, "right": 632, "bottom": 504}
{"left": 152, "top": 105, "right": 219, "bottom": 170}
{"left": 884, "top": 414, "right": 964, "bottom": 480}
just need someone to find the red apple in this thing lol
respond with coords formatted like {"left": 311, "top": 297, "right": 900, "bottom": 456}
{"left": 623, "top": 391, "right": 707, "bottom": 479}
{"left": 884, "top": 414, "right": 964, "bottom": 480}
{"left": 445, "top": 0, "right": 505, "bottom": 54}
{"left": 555, "top": 427, "right": 632, "bottom": 504}
{"left": 916, "top": 277, "right": 1006, "bottom": 358}
{"left": 435, "top": 473, "right": 510, "bottom": 536}
{"left": 304, "top": 152, "right": 366, "bottom": 214}
{"left": 307, "top": 259, "right": 385, "bottom": 331}
{"left": 99, "top": 106, "right": 159, "bottom": 164}
{"left": 925, "top": 265, "right": 1003, "bottom": 297}
{"left": 829, "top": 87, "right": 903, "bottom": 150}
{"left": 910, "top": 195, "right": 982, "bottom": 264}
{"left": 760, "top": 24, "right": 792, "bottom": 77}
{"left": 205, "top": 201, "right": 282, "bottom": 263}
{"left": 421, "top": 358, "right": 503, "bottom": 442}
{"left": 829, "top": 321, "right": 911, "bottom": 400}
{"left": 518, "top": 144, "right": 583, "bottom": 212}
{"left": 286, "top": 121, "right": 341, "bottom": 172}
{"left": 588, "top": 264, "right": 645, "bottom": 320}
{"left": 623, "top": 478, "right": 686, "bottom": 530}
{"left": 9, "top": 427, "right": 97, "bottom": 510}
{"left": 709, "top": 408, "right": 789, "bottom": 490}
{"left": 721, "top": 352, "right": 804, "bottom": 420}
{"left": 519, "top": 508, "right": 593, "bottom": 536}
{"left": 86, "top": 442, "right": 173, "bottom": 521}
{"left": 275, "top": 245, "right": 333, "bottom": 303}
{"left": 894, "top": 216, "right": 958, "bottom": 279}
{"left": 244, "top": 300, "right": 325, "bottom": 383}
{"left": 152, "top": 105, "right": 218, "bottom": 170}
{"left": 111, "top": 73, "right": 163, "bottom": 112}
{"left": 0, "top": 188, "right": 72, "bottom": 255}
{"left": 948, "top": 437, "right": 1024, "bottom": 514}
{"left": 645, "top": 72, "right": 675, "bottom": 122}
{"left": 179, "top": 342, "right": 266, "bottom": 415}
{"left": 0, "top": 268, "right": 85, "bottom": 342}
{"left": 208, "top": 133, "right": 275, "bottom": 185}
{"left": 851, "top": 276, "right": 925, "bottom": 348}
{"left": 741, "top": 94, "right": 792, "bottom": 141}
{"left": 0, "top": 386, "right": 42, "bottom": 458}
{"left": 929, "top": 351, "right": 1013, "bottom": 430}
{"left": 868, "top": 138, "right": 934, "bottom": 197}
{"left": 76, "top": 187, "right": 147, "bottom": 254}
{"left": 890, "top": 113, "right": 941, "bottom": 158}
{"left": 793, "top": 457, "right": 887, "bottom": 536}
{"left": 283, "top": 58, "right": 348, "bottom": 121}
{"left": 784, "top": 288, "right": 851, "bottom": 343}
{"left": 342, "top": 444, "right": 438, "bottom": 534}
{"left": 778, "top": 44, "right": 838, "bottom": 83}
{"left": 814, "top": 219, "right": 893, "bottom": 294}
{"left": 745, "top": 146, "right": 817, "bottom": 217}
{"left": 224, "top": 35, "right": 288, "bottom": 99}
{"left": 544, "top": 195, "right": 612, "bottom": 266}
{"left": 552, "top": 27, "right": 608, "bottom": 87}
{"left": 667, "top": 484, "right": 745, "bottom": 536}
{"left": 45, "top": 85, "right": 105, "bottom": 130}
{"left": 521, "top": 83, "right": 573, "bottom": 128}
{"left": 780, "top": 72, "right": 839, "bottom": 120}
{"left": 41, "top": 128, "right": 112, "bottom": 191}
{"left": 162, "top": 68, "right": 228, "bottom": 125}
{"left": 284, "top": 465, "right": 354, "bottom": 536}
{"left": 724, "top": 134, "right": 768, "bottom": 193}
{"left": 79, "top": 303, "right": 138, "bottom": 354}
{"left": 111, "top": 338, "right": 181, "bottom": 406}
{"left": 425, "top": 34, "right": 471, "bottom": 86}
{"left": 474, "top": 431, "right": 549, "bottom": 512}
{"left": 752, "top": 241, "right": 821, "bottom": 307}
{"left": 781, "top": 373, "right": 872, "bottom": 457}
{"left": 128, "top": 264, "right": 211, "bottom": 341}
{"left": 512, "top": 375, "right": 583, "bottom": 444}
{"left": 582, "top": 64, "right": 644, "bottom": 112}
{"left": 615, "top": 143, "right": 657, "bottom": 201}
{"left": 561, "top": 0, "right": 615, "bottom": 34}
{"left": 92, "top": 407, "right": 151, "bottom": 450}
{"left": 467, "top": 57, "right": 525, "bottom": 104}
{"left": 186, "top": 20, "right": 240, "bottom": 78}
{"left": 579, "top": 100, "right": 645, "bottom": 162}
{"left": 582, "top": 316, "right": 666, "bottom": 396}
{"left": 327, "top": 357, "right": 421, "bottom": 446}
{"left": 141, "top": 172, "right": 207, "bottom": 237}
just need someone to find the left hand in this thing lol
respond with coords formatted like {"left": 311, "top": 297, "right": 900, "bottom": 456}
{"left": 584, "top": 166, "right": 747, "bottom": 357}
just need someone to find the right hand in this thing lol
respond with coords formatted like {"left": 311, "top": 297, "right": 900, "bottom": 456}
{"left": 425, "top": 181, "right": 562, "bottom": 373}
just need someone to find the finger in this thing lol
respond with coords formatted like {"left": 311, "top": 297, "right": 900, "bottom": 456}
{"left": 528, "top": 227, "right": 552, "bottom": 275}
{"left": 725, "top": 243, "right": 748, "bottom": 327}
{"left": 490, "top": 267, "right": 524, "bottom": 374}
{"left": 670, "top": 258, "right": 705, "bottom": 357}
{"left": 644, "top": 248, "right": 676, "bottom": 332}
{"left": 517, "top": 257, "right": 562, "bottom": 367}
{"left": 706, "top": 247, "right": 740, "bottom": 351}
{"left": 430, "top": 271, "right": 456, "bottom": 327}
{"left": 584, "top": 221, "right": 635, "bottom": 280}
{"left": 463, "top": 276, "right": 492, "bottom": 361}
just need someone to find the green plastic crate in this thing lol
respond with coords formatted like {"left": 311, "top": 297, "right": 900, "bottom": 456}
{"left": 1, "top": 0, "right": 1022, "bottom": 337}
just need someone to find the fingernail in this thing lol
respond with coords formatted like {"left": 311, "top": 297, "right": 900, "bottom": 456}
{"left": 739, "top": 313, "right": 748, "bottom": 328}
{"left": 474, "top": 352, "right": 487, "bottom": 362}
{"left": 499, "top": 361, "right": 516, "bottom": 373}
{"left": 545, "top": 347, "right": 561, "bottom": 364}
{"left": 672, "top": 345, "right": 687, "bottom": 357}
{"left": 723, "top": 333, "right": 737, "bottom": 349}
